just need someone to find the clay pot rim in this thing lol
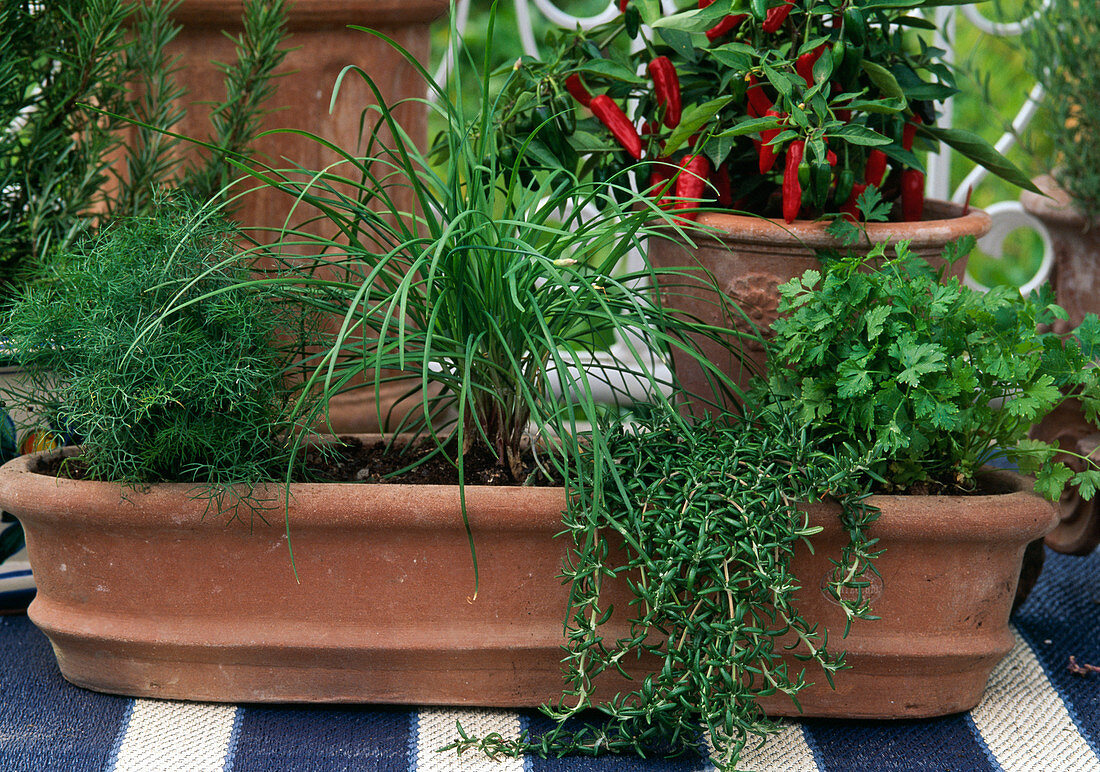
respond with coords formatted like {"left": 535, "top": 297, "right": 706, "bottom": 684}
{"left": 169, "top": 0, "right": 451, "bottom": 30}
{"left": 679, "top": 199, "right": 992, "bottom": 251}
{"left": 804, "top": 469, "right": 1057, "bottom": 542}
{"left": 1, "top": 444, "right": 1054, "bottom": 540}
{"left": 1019, "top": 174, "right": 1096, "bottom": 229}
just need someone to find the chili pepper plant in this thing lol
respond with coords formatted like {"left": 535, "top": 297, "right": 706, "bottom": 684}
{"left": 498, "top": 0, "right": 1038, "bottom": 224}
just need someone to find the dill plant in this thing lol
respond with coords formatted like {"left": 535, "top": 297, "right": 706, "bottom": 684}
{"left": 5, "top": 196, "right": 314, "bottom": 488}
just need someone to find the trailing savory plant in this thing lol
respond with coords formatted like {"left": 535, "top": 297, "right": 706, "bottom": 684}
{"left": 448, "top": 410, "right": 880, "bottom": 770}
{"left": 4, "top": 195, "right": 316, "bottom": 491}
{"left": 762, "top": 236, "right": 1100, "bottom": 498}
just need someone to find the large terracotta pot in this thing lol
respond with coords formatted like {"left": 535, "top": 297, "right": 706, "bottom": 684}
{"left": 759, "top": 470, "right": 1058, "bottom": 719}
{"left": 163, "top": 0, "right": 450, "bottom": 435}
{"left": 647, "top": 201, "right": 992, "bottom": 407}
{"left": 0, "top": 444, "right": 599, "bottom": 705}
{"left": 0, "top": 449, "right": 1054, "bottom": 717}
{"left": 1022, "top": 176, "right": 1100, "bottom": 555}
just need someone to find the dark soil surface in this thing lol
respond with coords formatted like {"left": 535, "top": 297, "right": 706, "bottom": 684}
{"left": 35, "top": 436, "right": 550, "bottom": 487}
{"left": 302, "top": 436, "right": 547, "bottom": 486}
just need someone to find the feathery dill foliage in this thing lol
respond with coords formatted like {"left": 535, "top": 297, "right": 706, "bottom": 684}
{"left": 764, "top": 237, "right": 1100, "bottom": 499}
{"left": 1023, "top": 0, "right": 1100, "bottom": 217}
{"left": 0, "top": 0, "right": 130, "bottom": 294}
{"left": 6, "top": 198, "right": 310, "bottom": 487}
{"left": 449, "top": 412, "right": 879, "bottom": 770}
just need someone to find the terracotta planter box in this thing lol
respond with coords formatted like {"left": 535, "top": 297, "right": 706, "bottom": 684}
{"left": 161, "top": 0, "right": 450, "bottom": 436}
{"left": 647, "top": 201, "right": 992, "bottom": 403}
{"left": 760, "top": 470, "right": 1058, "bottom": 718}
{"left": 0, "top": 450, "right": 1054, "bottom": 717}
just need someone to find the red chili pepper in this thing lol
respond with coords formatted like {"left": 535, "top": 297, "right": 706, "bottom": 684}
{"left": 826, "top": 149, "right": 837, "bottom": 166}
{"left": 783, "top": 140, "right": 805, "bottom": 223}
{"left": 746, "top": 75, "right": 773, "bottom": 118}
{"left": 564, "top": 74, "right": 592, "bottom": 108}
{"left": 763, "top": 0, "right": 795, "bottom": 33}
{"left": 839, "top": 181, "right": 868, "bottom": 222}
{"left": 590, "top": 95, "right": 642, "bottom": 160}
{"left": 902, "top": 117, "right": 920, "bottom": 152}
{"left": 714, "top": 163, "right": 733, "bottom": 207}
{"left": 619, "top": 0, "right": 629, "bottom": 12}
{"left": 650, "top": 164, "right": 675, "bottom": 210}
{"left": 796, "top": 45, "right": 826, "bottom": 87}
{"left": 901, "top": 168, "right": 925, "bottom": 221}
{"left": 865, "top": 149, "right": 887, "bottom": 187}
{"left": 648, "top": 56, "right": 682, "bottom": 129}
{"left": 698, "top": 1, "right": 748, "bottom": 42}
{"left": 757, "top": 109, "right": 783, "bottom": 174}
{"left": 673, "top": 154, "right": 712, "bottom": 221}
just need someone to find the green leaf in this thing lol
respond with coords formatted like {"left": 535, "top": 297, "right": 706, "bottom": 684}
{"left": 716, "top": 115, "right": 786, "bottom": 139}
{"left": 837, "top": 359, "right": 873, "bottom": 398}
{"left": 1072, "top": 470, "right": 1100, "bottom": 501}
{"left": 1035, "top": 463, "right": 1075, "bottom": 501}
{"left": 861, "top": 61, "right": 905, "bottom": 100}
{"left": 920, "top": 125, "right": 1042, "bottom": 194}
{"left": 576, "top": 60, "right": 646, "bottom": 85}
{"left": 864, "top": 305, "right": 890, "bottom": 341}
{"left": 827, "top": 124, "right": 892, "bottom": 147}
{"left": 665, "top": 96, "right": 734, "bottom": 155}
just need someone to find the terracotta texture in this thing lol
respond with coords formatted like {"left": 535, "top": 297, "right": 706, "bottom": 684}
{"left": 0, "top": 449, "right": 1054, "bottom": 715}
{"left": 759, "top": 470, "right": 1058, "bottom": 719}
{"left": 156, "top": 1, "right": 449, "bottom": 434}
{"left": 0, "top": 444, "right": 619, "bottom": 705}
{"left": 1023, "top": 176, "right": 1100, "bottom": 555}
{"left": 647, "top": 201, "right": 992, "bottom": 406}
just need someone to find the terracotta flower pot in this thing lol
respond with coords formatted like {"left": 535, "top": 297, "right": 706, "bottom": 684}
{"left": 0, "top": 443, "right": 617, "bottom": 705}
{"left": 160, "top": 0, "right": 450, "bottom": 435}
{"left": 647, "top": 201, "right": 992, "bottom": 407}
{"left": 0, "top": 448, "right": 1054, "bottom": 718}
{"left": 759, "top": 470, "right": 1058, "bottom": 719}
{"left": 1022, "top": 175, "right": 1100, "bottom": 556}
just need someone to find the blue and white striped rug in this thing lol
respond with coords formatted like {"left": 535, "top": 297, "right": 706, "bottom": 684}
{"left": 1, "top": 547, "right": 1097, "bottom": 772}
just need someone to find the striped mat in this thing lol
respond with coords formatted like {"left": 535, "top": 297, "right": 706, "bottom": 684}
{"left": 1, "top": 547, "right": 1097, "bottom": 772}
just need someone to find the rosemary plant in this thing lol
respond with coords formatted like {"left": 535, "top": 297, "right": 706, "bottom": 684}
{"left": 0, "top": 0, "right": 131, "bottom": 298}
{"left": 113, "top": 0, "right": 291, "bottom": 218}
{"left": 5, "top": 195, "right": 315, "bottom": 489}
{"left": 1023, "top": 0, "right": 1100, "bottom": 218}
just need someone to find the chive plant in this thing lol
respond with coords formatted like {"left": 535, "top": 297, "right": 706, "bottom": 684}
{"left": 230, "top": 12, "right": 753, "bottom": 502}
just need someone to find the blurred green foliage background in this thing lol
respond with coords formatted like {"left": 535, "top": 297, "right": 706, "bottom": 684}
{"left": 428, "top": 0, "right": 1057, "bottom": 288}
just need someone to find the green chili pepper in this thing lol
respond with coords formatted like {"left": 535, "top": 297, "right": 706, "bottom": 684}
{"left": 844, "top": 8, "right": 866, "bottom": 46}
{"left": 834, "top": 168, "right": 855, "bottom": 208}
{"left": 810, "top": 160, "right": 832, "bottom": 209}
